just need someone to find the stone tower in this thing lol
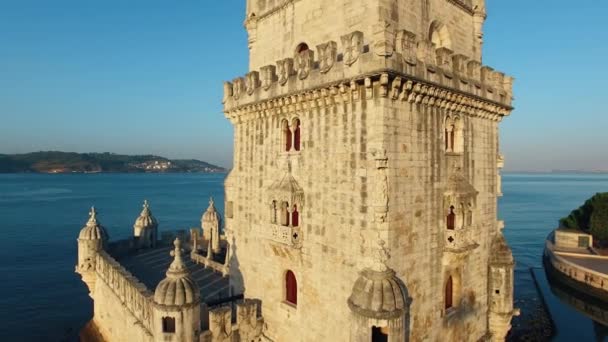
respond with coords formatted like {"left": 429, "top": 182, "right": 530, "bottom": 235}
{"left": 133, "top": 200, "right": 158, "bottom": 249}
{"left": 223, "top": 0, "right": 515, "bottom": 340}
{"left": 76, "top": 207, "right": 108, "bottom": 295}
{"left": 153, "top": 238, "right": 201, "bottom": 342}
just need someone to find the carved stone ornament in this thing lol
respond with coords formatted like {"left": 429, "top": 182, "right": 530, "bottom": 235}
{"left": 260, "top": 65, "right": 276, "bottom": 90}
{"left": 246, "top": 71, "right": 260, "bottom": 95}
{"left": 317, "top": 41, "right": 337, "bottom": 73}
{"left": 396, "top": 30, "right": 417, "bottom": 65}
{"left": 295, "top": 49, "right": 314, "bottom": 80}
{"left": 222, "top": 82, "right": 233, "bottom": 103}
{"left": 467, "top": 60, "right": 481, "bottom": 80}
{"left": 436, "top": 47, "right": 454, "bottom": 70}
{"left": 452, "top": 54, "right": 469, "bottom": 75}
{"left": 276, "top": 58, "right": 294, "bottom": 85}
{"left": 232, "top": 77, "right": 245, "bottom": 100}
{"left": 417, "top": 40, "right": 436, "bottom": 65}
{"left": 373, "top": 20, "right": 394, "bottom": 57}
{"left": 341, "top": 31, "right": 364, "bottom": 66}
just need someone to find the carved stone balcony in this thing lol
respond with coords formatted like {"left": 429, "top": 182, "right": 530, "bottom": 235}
{"left": 266, "top": 224, "right": 302, "bottom": 248}
{"left": 444, "top": 228, "right": 479, "bottom": 254}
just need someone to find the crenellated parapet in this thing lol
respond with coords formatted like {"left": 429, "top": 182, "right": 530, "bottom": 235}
{"left": 200, "top": 299, "right": 264, "bottom": 342}
{"left": 223, "top": 29, "right": 513, "bottom": 122}
{"left": 96, "top": 250, "right": 155, "bottom": 336}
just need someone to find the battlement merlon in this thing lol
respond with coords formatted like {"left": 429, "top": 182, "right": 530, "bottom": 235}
{"left": 222, "top": 29, "right": 513, "bottom": 121}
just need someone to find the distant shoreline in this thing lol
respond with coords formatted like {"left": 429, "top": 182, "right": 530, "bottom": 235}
{"left": 0, "top": 151, "right": 226, "bottom": 174}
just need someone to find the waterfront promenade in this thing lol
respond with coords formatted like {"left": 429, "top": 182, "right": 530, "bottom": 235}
{"left": 545, "top": 229, "right": 608, "bottom": 296}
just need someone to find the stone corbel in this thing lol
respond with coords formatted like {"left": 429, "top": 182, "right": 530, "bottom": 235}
{"left": 365, "top": 77, "right": 373, "bottom": 99}
{"left": 317, "top": 41, "right": 337, "bottom": 74}
{"left": 379, "top": 74, "right": 389, "bottom": 97}
{"left": 391, "top": 77, "right": 402, "bottom": 100}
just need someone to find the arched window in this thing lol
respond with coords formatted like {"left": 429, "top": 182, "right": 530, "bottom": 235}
{"left": 445, "top": 276, "right": 453, "bottom": 310}
{"left": 447, "top": 206, "right": 456, "bottom": 230}
{"left": 466, "top": 203, "right": 473, "bottom": 226}
{"left": 444, "top": 116, "right": 463, "bottom": 153}
{"left": 285, "top": 270, "right": 298, "bottom": 305}
{"left": 429, "top": 21, "right": 452, "bottom": 49}
{"left": 292, "top": 205, "right": 299, "bottom": 227}
{"left": 162, "top": 316, "right": 176, "bottom": 333}
{"left": 281, "top": 202, "right": 290, "bottom": 226}
{"left": 271, "top": 201, "right": 277, "bottom": 224}
{"left": 372, "top": 326, "right": 389, "bottom": 342}
{"left": 293, "top": 119, "right": 301, "bottom": 151}
{"left": 282, "top": 119, "right": 292, "bottom": 152}
{"left": 296, "top": 43, "right": 309, "bottom": 54}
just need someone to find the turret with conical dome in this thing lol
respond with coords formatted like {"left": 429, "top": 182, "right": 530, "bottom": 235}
{"left": 488, "top": 232, "right": 517, "bottom": 342}
{"left": 133, "top": 200, "right": 158, "bottom": 249}
{"left": 152, "top": 238, "right": 201, "bottom": 342}
{"left": 201, "top": 197, "right": 221, "bottom": 254}
{"left": 76, "top": 207, "right": 108, "bottom": 295}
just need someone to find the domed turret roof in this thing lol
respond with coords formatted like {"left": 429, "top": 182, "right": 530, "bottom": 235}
{"left": 202, "top": 198, "right": 221, "bottom": 223}
{"left": 489, "top": 233, "right": 514, "bottom": 265}
{"left": 348, "top": 268, "right": 407, "bottom": 319}
{"left": 78, "top": 207, "right": 109, "bottom": 241}
{"left": 134, "top": 200, "right": 158, "bottom": 230}
{"left": 348, "top": 240, "right": 409, "bottom": 320}
{"left": 154, "top": 238, "right": 200, "bottom": 306}
{"left": 445, "top": 172, "right": 478, "bottom": 196}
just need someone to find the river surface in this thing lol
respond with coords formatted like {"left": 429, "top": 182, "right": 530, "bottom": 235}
{"left": 0, "top": 172, "right": 607, "bottom": 341}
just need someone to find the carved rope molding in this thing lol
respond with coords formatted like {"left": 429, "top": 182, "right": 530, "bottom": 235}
{"left": 225, "top": 72, "right": 510, "bottom": 124}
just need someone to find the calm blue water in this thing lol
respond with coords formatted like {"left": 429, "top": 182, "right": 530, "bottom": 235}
{"left": 0, "top": 172, "right": 607, "bottom": 341}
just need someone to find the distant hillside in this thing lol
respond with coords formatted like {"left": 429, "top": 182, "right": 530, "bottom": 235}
{"left": 0, "top": 152, "right": 225, "bottom": 174}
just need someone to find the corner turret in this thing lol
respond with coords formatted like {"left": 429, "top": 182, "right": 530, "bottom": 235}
{"left": 134, "top": 200, "right": 158, "bottom": 249}
{"left": 488, "top": 232, "right": 518, "bottom": 341}
{"left": 76, "top": 207, "right": 108, "bottom": 295}
{"left": 348, "top": 240, "right": 411, "bottom": 341}
{"left": 201, "top": 198, "right": 221, "bottom": 254}
{"left": 153, "top": 238, "right": 201, "bottom": 342}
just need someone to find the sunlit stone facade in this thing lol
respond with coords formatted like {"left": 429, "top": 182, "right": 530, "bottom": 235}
{"left": 223, "top": 0, "right": 516, "bottom": 341}
{"left": 76, "top": 1, "right": 517, "bottom": 341}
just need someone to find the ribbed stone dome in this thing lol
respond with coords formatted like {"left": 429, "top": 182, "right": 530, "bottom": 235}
{"left": 202, "top": 198, "right": 221, "bottom": 223}
{"left": 78, "top": 207, "right": 109, "bottom": 241}
{"left": 134, "top": 200, "right": 158, "bottom": 231}
{"left": 154, "top": 238, "right": 200, "bottom": 306}
{"left": 489, "top": 233, "right": 514, "bottom": 265}
{"left": 348, "top": 268, "right": 407, "bottom": 320}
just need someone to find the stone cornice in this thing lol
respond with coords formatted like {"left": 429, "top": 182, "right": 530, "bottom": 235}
{"left": 224, "top": 71, "right": 510, "bottom": 124}
{"left": 224, "top": 29, "right": 513, "bottom": 119}
{"left": 446, "top": 0, "right": 475, "bottom": 15}
{"left": 247, "top": 0, "right": 302, "bottom": 22}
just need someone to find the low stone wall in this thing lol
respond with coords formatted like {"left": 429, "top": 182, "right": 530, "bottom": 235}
{"left": 545, "top": 240, "right": 608, "bottom": 293}
{"left": 191, "top": 251, "right": 229, "bottom": 276}
{"left": 94, "top": 251, "right": 154, "bottom": 340}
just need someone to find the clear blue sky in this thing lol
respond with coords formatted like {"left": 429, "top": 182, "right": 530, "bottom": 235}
{"left": 0, "top": 1, "right": 606, "bottom": 171}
